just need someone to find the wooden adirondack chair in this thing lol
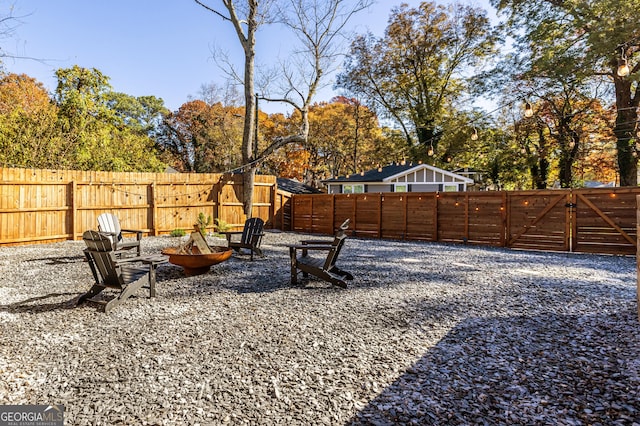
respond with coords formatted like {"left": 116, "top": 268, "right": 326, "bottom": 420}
{"left": 97, "top": 213, "right": 143, "bottom": 257}
{"left": 288, "top": 219, "right": 353, "bottom": 288}
{"left": 79, "top": 230, "right": 166, "bottom": 313}
{"left": 221, "top": 217, "right": 265, "bottom": 260}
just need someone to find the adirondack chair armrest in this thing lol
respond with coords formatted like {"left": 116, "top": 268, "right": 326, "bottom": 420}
{"left": 220, "top": 231, "right": 243, "bottom": 242}
{"left": 99, "top": 231, "right": 118, "bottom": 237}
{"left": 113, "top": 255, "right": 148, "bottom": 265}
{"left": 288, "top": 244, "right": 332, "bottom": 250}
{"left": 289, "top": 244, "right": 334, "bottom": 257}
{"left": 299, "top": 239, "right": 331, "bottom": 245}
{"left": 113, "top": 254, "right": 167, "bottom": 268}
{"left": 121, "top": 229, "right": 144, "bottom": 240}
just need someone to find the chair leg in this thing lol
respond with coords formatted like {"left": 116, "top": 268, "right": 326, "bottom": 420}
{"left": 148, "top": 264, "right": 157, "bottom": 298}
{"left": 289, "top": 247, "right": 298, "bottom": 285}
{"left": 103, "top": 278, "right": 147, "bottom": 314}
{"left": 77, "top": 285, "right": 105, "bottom": 305}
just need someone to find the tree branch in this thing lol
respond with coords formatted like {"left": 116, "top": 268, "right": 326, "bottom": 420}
{"left": 194, "top": 0, "right": 231, "bottom": 22}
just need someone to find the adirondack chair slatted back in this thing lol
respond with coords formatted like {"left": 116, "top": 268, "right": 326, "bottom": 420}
{"left": 241, "top": 217, "right": 264, "bottom": 245}
{"left": 83, "top": 230, "right": 124, "bottom": 288}
{"left": 322, "top": 233, "right": 347, "bottom": 271}
{"left": 97, "top": 213, "right": 122, "bottom": 244}
{"left": 322, "top": 220, "right": 349, "bottom": 271}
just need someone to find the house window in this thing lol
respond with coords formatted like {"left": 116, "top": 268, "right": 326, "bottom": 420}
{"left": 343, "top": 184, "right": 364, "bottom": 194}
{"left": 394, "top": 184, "right": 407, "bottom": 192}
{"left": 443, "top": 184, "right": 458, "bottom": 192}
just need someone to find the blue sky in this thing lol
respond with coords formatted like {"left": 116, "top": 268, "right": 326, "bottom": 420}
{"left": 4, "top": 0, "right": 494, "bottom": 113}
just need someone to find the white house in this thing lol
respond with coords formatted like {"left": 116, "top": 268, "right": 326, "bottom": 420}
{"left": 323, "top": 163, "right": 474, "bottom": 194}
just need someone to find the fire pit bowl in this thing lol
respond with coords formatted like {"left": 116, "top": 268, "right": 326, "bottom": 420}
{"left": 161, "top": 246, "right": 232, "bottom": 276}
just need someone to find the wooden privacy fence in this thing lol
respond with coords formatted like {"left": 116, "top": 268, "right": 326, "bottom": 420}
{"left": 0, "top": 167, "right": 288, "bottom": 246}
{"left": 292, "top": 187, "right": 640, "bottom": 256}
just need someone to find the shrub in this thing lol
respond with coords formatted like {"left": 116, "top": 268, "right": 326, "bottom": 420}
{"left": 170, "top": 228, "right": 186, "bottom": 237}
{"left": 214, "top": 218, "right": 231, "bottom": 234}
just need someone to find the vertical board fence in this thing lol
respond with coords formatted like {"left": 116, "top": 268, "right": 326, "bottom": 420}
{"left": 292, "top": 187, "right": 640, "bottom": 256}
{"left": 0, "top": 167, "right": 286, "bottom": 246}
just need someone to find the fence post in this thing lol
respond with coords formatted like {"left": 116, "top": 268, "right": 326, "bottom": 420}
{"left": 330, "top": 194, "right": 335, "bottom": 232}
{"left": 150, "top": 182, "right": 157, "bottom": 236}
{"left": 403, "top": 194, "right": 408, "bottom": 240}
{"left": 505, "top": 191, "right": 511, "bottom": 248}
{"left": 291, "top": 194, "right": 296, "bottom": 232}
{"left": 501, "top": 191, "right": 507, "bottom": 247}
{"left": 433, "top": 192, "right": 439, "bottom": 242}
{"left": 464, "top": 193, "right": 470, "bottom": 242}
{"left": 378, "top": 194, "right": 384, "bottom": 239}
{"left": 70, "top": 181, "right": 77, "bottom": 241}
{"left": 270, "top": 182, "right": 276, "bottom": 229}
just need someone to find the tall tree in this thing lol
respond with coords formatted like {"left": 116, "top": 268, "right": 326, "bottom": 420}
{"left": 54, "top": 65, "right": 165, "bottom": 171}
{"left": 337, "top": 2, "right": 498, "bottom": 161}
{"left": 493, "top": 0, "right": 640, "bottom": 186}
{"left": 195, "top": 0, "right": 270, "bottom": 216}
{"left": 0, "top": 73, "right": 62, "bottom": 168}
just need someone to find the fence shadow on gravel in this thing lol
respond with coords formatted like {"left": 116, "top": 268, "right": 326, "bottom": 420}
{"left": 24, "top": 255, "right": 86, "bottom": 265}
{"left": 0, "top": 292, "right": 80, "bottom": 314}
{"left": 349, "top": 308, "right": 640, "bottom": 425}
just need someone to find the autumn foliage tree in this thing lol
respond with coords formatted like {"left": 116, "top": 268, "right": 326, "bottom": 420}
{"left": 159, "top": 100, "right": 244, "bottom": 172}
{"left": 260, "top": 98, "right": 403, "bottom": 186}
{"left": 0, "top": 73, "right": 62, "bottom": 168}
{"left": 493, "top": 0, "right": 640, "bottom": 186}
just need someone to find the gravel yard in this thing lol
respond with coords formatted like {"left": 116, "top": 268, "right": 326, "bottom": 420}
{"left": 0, "top": 231, "right": 638, "bottom": 425}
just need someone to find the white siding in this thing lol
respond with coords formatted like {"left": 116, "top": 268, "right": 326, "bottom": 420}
{"left": 411, "top": 183, "right": 440, "bottom": 192}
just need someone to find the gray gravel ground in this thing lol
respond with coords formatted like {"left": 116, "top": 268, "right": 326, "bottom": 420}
{"left": 0, "top": 231, "right": 638, "bottom": 425}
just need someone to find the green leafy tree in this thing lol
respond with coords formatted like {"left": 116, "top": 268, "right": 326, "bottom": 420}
{"left": 337, "top": 2, "right": 498, "bottom": 161}
{"left": 54, "top": 65, "right": 165, "bottom": 171}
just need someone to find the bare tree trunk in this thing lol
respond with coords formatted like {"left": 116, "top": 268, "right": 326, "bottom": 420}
{"left": 242, "top": 14, "right": 257, "bottom": 217}
{"left": 195, "top": 0, "right": 261, "bottom": 217}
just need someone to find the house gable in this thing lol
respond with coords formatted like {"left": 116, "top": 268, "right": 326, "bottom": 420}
{"left": 384, "top": 164, "right": 473, "bottom": 185}
{"left": 324, "top": 163, "right": 473, "bottom": 193}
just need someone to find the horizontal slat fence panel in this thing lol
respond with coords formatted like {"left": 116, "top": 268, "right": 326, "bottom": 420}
{"left": 405, "top": 194, "right": 437, "bottom": 241}
{"left": 468, "top": 192, "right": 506, "bottom": 246}
{"left": 292, "top": 187, "right": 640, "bottom": 256}
{"left": 437, "top": 194, "right": 468, "bottom": 244}
{"left": 380, "top": 193, "right": 407, "bottom": 240}
{"left": 353, "top": 194, "right": 381, "bottom": 238}
{"left": 0, "top": 167, "right": 278, "bottom": 246}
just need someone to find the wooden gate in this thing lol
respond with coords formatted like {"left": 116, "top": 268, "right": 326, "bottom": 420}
{"left": 507, "top": 191, "right": 571, "bottom": 252}
{"left": 572, "top": 188, "right": 638, "bottom": 255}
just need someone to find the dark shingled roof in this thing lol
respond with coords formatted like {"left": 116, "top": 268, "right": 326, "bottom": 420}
{"left": 323, "top": 163, "right": 424, "bottom": 183}
{"left": 277, "top": 177, "right": 322, "bottom": 194}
